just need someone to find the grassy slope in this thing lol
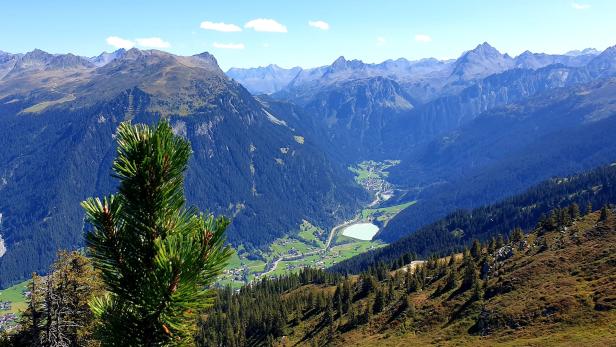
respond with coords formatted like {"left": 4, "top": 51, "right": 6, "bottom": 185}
{"left": 282, "top": 211, "right": 616, "bottom": 346}
{"left": 0, "top": 281, "right": 28, "bottom": 315}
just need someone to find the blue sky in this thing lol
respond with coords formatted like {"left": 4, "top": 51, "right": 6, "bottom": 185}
{"left": 1, "top": 0, "right": 614, "bottom": 70}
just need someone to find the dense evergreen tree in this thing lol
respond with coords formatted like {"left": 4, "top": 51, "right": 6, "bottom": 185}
{"left": 510, "top": 228, "right": 525, "bottom": 243}
{"left": 373, "top": 289, "right": 385, "bottom": 314}
{"left": 470, "top": 239, "right": 482, "bottom": 259}
{"left": 82, "top": 121, "right": 232, "bottom": 346}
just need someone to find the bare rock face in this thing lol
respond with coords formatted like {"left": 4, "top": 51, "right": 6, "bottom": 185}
{"left": 495, "top": 245, "right": 514, "bottom": 262}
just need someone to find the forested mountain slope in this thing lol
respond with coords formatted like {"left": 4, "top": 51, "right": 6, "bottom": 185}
{"left": 0, "top": 48, "right": 365, "bottom": 288}
{"left": 380, "top": 77, "right": 616, "bottom": 242}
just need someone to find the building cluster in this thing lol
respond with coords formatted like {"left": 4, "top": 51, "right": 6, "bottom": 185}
{"left": 0, "top": 312, "right": 18, "bottom": 332}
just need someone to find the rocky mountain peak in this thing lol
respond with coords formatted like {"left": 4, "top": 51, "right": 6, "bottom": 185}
{"left": 192, "top": 51, "right": 220, "bottom": 69}
{"left": 90, "top": 49, "right": 126, "bottom": 67}
{"left": 450, "top": 42, "right": 513, "bottom": 80}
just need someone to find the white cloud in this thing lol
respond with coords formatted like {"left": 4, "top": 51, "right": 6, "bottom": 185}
{"left": 308, "top": 20, "right": 330, "bottom": 30}
{"left": 572, "top": 2, "right": 591, "bottom": 10}
{"left": 200, "top": 21, "right": 242, "bottom": 32}
{"left": 415, "top": 34, "right": 432, "bottom": 43}
{"left": 213, "top": 42, "right": 245, "bottom": 49}
{"left": 376, "top": 37, "right": 386, "bottom": 46}
{"left": 135, "top": 37, "right": 171, "bottom": 49}
{"left": 244, "top": 18, "right": 287, "bottom": 33}
{"left": 106, "top": 36, "right": 135, "bottom": 49}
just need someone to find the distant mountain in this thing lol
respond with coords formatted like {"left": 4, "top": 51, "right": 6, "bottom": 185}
{"left": 281, "top": 56, "right": 452, "bottom": 99}
{"left": 565, "top": 47, "right": 601, "bottom": 56}
{"left": 298, "top": 76, "right": 415, "bottom": 161}
{"left": 449, "top": 42, "right": 514, "bottom": 81}
{"left": 587, "top": 45, "right": 616, "bottom": 77}
{"left": 0, "top": 51, "right": 19, "bottom": 80}
{"left": 0, "top": 48, "right": 366, "bottom": 287}
{"left": 384, "top": 62, "right": 596, "bottom": 154}
{"left": 226, "top": 64, "right": 302, "bottom": 94}
{"left": 262, "top": 43, "right": 602, "bottom": 105}
{"left": 381, "top": 77, "right": 616, "bottom": 242}
{"left": 10, "top": 49, "right": 94, "bottom": 71}
{"left": 0, "top": 49, "right": 94, "bottom": 98}
{"left": 89, "top": 48, "right": 126, "bottom": 67}
{"left": 513, "top": 50, "right": 596, "bottom": 69}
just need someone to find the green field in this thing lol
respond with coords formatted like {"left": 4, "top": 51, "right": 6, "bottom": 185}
{"left": 266, "top": 239, "right": 385, "bottom": 277}
{"left": 0, "top": 281, "right": 29, "bottom": 315}
{"left": 215, "top": 215, "right": 386, "bottom": 288}
{"left": 361, "top": 200, "right": 417, "bottom": 223}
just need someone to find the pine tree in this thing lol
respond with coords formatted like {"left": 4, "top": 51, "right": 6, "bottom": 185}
{"left": 362, "top": 302, "right": 372, "bottom": 324}
{"left": 448, "top": 252, "right": 456, "bottom": 267}
{"left": 323, "top": 300, "right": 336, "bottom": 340}
{"left": 407, "top": 273, "right": 420, "bottom": 293}
{"left": 12, "top": 274, "right": 45, "bottom": 346}
{"left": 334, "top": 284, "right": 344, "bottom": 318}
{"left": 470, "top": 239, "right": 482, "bottom": 259}
{"left": 82, "top": 121, "right": 232, "bottom": 346}
{"left": 471, "top": 279, "right": 483, "bottom": 301}
{"left": 443, "top": 268, "right": 457, "bottom": 292}
{"left": 343, "top": 279, "right": 353, "bottom": 314}
{"left": 569, "top": 203, "right": 581, "bottom": 220}
{"left": 404, "top": 295, "right": 415, "bottom": 319}
{"left": 511, "top": 227, "right": 524, "bottom": 243}
{"left": 496, "top": 234, "right": 505, "bottom": 249}
{"left": 488, "top": 237, "right": 496, "bottom": 254}
{"left": 462, "top": 258, "right": 479, "bottom": 290}
{"left": 373, "top": 289, "right": 385, "bottom": 314}
{"left": 387, "top": 278, "right": 395, "bottom": 302}
{"left": 600, "top": 205, "right": 610, "bottom": 222}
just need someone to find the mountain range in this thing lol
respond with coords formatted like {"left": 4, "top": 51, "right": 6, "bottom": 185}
{"left": 231, "top": 43, "right": 616, "bottom": 243}
{"left": 0, "top": 48, "right": 365, "bottom": 287}
{"left": 2, "top": 41, "right": 616, "bottom": 288}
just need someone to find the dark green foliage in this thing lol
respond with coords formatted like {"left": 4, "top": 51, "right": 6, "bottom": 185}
{"left": 197, "top": 203, "right": 614, "bottom": 344}
{"left": 600, "top": 205, "right": 609, "bottom": 221}
{"left": 196, "top": 268, "right": 339, "bottom": 346}
{"left": 510, "top": 228, "right": 524, "bottom": 243}
{"left": 373, "top": 289, "right": 385, "bottom": 314}
{"left": 445, "top": 268, "right": 458, "bottom": 292}
{"left": 82, "top": 121, "right": 232, "bottom": 345}
{"left": 470, "top": 239, "right": 482, "bottom": 259}
{"left": 462, "top": 258, "right": 479, "bottom": 291}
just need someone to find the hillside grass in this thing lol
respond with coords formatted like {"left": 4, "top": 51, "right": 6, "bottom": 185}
{"left": 361, "top": 201, "right": 417, "bottom": 222}
{"left": 281, "top": 211, "right": 616, "bottom": 346}
{"left": 0, "top": 281, "right": 29, "bottom": 315}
